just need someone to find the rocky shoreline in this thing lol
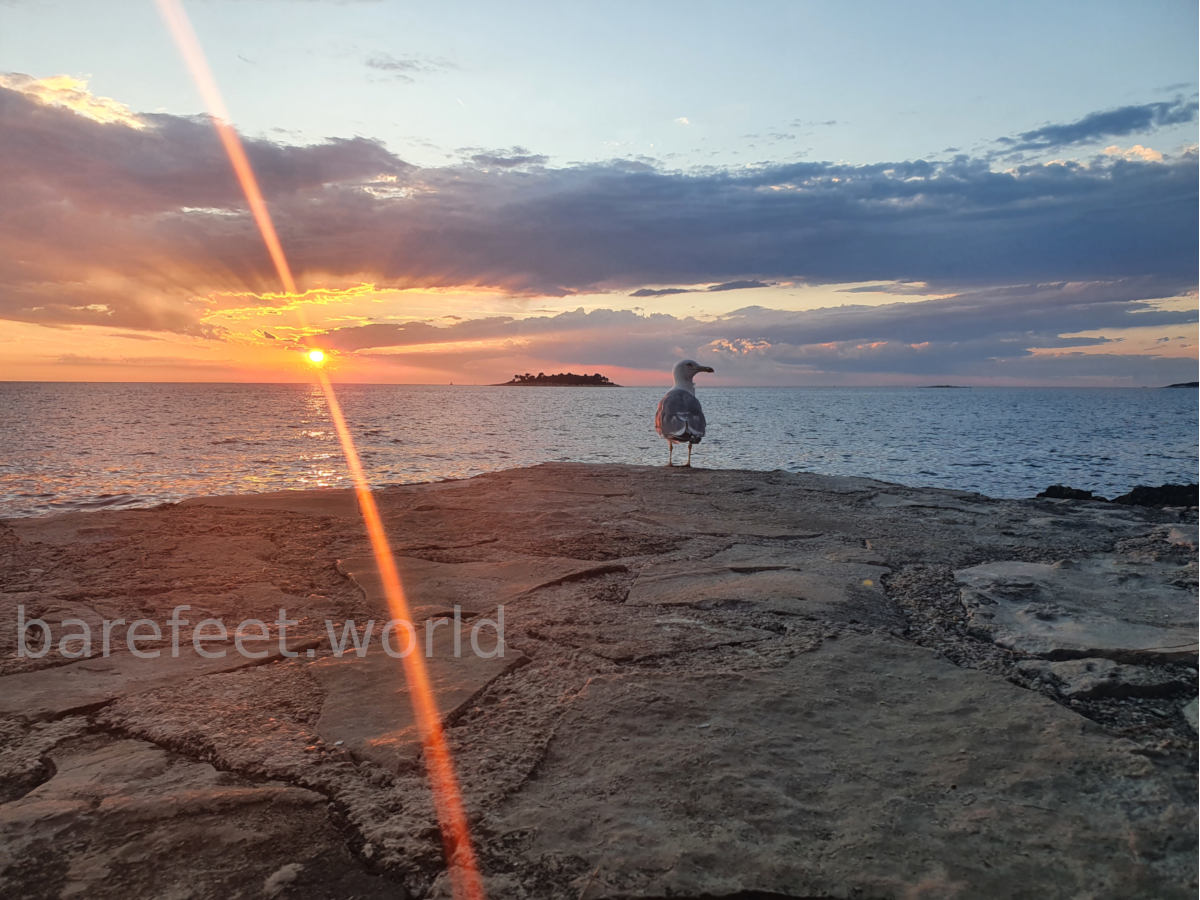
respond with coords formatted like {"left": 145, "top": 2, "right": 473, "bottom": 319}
{"left": 1, "top": 463, "right": 1196, "bottom": 898}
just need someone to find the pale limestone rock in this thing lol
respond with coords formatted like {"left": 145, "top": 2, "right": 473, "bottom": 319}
{"left": 487, "top": 633, "right": 1188, "bottom": 899}
{"left": 309, "top": 621, "right": 524, "bottom": 772}
{"left": 0, "top": 463, "right": 1194, "bottom": 899}
{"left": 0, "top": 632, "right": 323, "bottom": 720}
{"left": 956, "top": 557, "right": 1198, "bottom": 661}
{"left": 336, "top": 553, "right": 625, "bottom": 619}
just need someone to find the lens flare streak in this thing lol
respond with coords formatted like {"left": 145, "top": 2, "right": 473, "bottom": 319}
{"left": 154, "top": 2, "right": 485, "bottom": 896}
{"left": 316, "top": 369, "right": 483, "bottom": 897}
{"left": 155, "top": 0, "right": 296, "bottom": 296}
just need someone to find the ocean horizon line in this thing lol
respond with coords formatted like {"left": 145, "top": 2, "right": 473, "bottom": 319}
{"left": 0, "top": 380, "right": 1192, "bottom": 390}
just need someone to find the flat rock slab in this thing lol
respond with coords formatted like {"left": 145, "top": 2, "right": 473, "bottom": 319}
{"left": 0, "top": 736, "right": 392, "bottom": 898}
{"left": 0, "top": 634, "right": 322, "bottom": 720}
{"left": 181, "top": 488, "right": 365, "bottom": 518}
{"left": 628, "top": 561, "right": 888, "bottom": 617}
{"left": 626, "top": 542, "right": 893, "bottom": 628}
{"left": 337, "top": 554, "right": 622, "bottom": 619}
{"left": 513, "top": 605, "right": 779, "bottom": 662}
{"left": 1, "top": 463, "right": 1195, "bottom": 898}
{"left": 310, "top": 623, "right": 524, "bottom": 772}
{"left": 956, "top": 557, "right": 1198, "bottom": 661}
{"left": 487, "top": 633, "right": 1193, "bottom": 899}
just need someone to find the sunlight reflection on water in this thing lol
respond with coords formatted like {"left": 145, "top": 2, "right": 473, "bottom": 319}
{"left": 0, "top": 382, "right": 1195, "bottom": 516}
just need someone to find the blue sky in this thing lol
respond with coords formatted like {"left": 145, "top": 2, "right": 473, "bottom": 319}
{"left": 0, "top": 0, "right": 1196, "bottom": 384}
{"left": 5, "top": 0, "right": 1197, "bottom": 167}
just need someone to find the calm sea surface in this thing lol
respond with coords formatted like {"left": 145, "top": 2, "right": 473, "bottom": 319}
{"left": 0, "top": 382, "right": 1195, "bottom": 517}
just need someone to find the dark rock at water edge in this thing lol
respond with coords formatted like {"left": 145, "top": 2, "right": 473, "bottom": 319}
{"left": 1037, "top": 484, "right": 1101, "bottom": 501}
{"left": 1037, "top": 482, "right": 1198, "bottom": 508}
{"left": 1113, "top": 483, "right": 1199, "bottom": 508}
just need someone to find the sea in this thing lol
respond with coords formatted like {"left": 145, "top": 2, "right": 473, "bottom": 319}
{"left": 0, "top": 382, "right": 1196, "bottom": 518}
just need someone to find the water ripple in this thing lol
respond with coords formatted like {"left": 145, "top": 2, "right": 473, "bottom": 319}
{"left": 0, "top": 383, "right": 1195, "bottom": 516}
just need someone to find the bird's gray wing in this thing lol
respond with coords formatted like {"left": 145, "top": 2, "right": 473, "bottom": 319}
{"left": 655, "top": 389, "right": 706, "bottom": 442}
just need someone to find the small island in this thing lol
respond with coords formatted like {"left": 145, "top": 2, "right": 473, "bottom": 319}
{"left": 497, "top": 371, "right": 621, "bottom": 386}
{"left": 1164, "top": 381, "right": 1199, "bottom": 388}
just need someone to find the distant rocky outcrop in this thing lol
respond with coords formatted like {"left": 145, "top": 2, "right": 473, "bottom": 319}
{"left": 498, "top": 371, "right": 619, "bottom": 386}
{"left": 1164, "top": 381, "right": 1198, "bottom": 388}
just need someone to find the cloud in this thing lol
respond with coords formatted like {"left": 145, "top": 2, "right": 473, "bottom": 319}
{"left": 998, "top": 98, "right": 1197, "bottom": 152}
{"left": 630, "top": 287, "right": 692, "bottom": 297}
{"left": 1103, "top": 143, "right": 1164, "bottom": 162}
{"left": 0, "top": 76, "right": 407, "bottom": 333}
{"left": 365, "top": 53, "right": 454, "bottom": 82}
{"left": 708, "top": 338, "right": 771, "bottom": 354}
{"left": 707, "top": 280, "right": 771, "bottom": 292}
{"left": 301, "top": 277, "right": 1196, "bottom": 384}
{"left": 468, "top": 147, "right": 548, "bottom": 168}
{"left": 674, "top": 117, "right": 690, "bottom": 126}
{"left": 1, "top": 77, "right": 1196, "bottom": 351}
{"left": 630, "top": 280, "right": 772, "bottom": 298}
{"left": 838, "top": 282, "right": 936, "bottom": 295}
{"left": 0, "top": 73, "right": 143, "bottom": 128}
{"left": 55, "top": 353, "right": 230, "bottom": 370}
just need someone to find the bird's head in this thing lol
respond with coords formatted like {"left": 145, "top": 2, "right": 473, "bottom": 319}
{"left": 673, "top": 359, "right": 715, "bottom": 384}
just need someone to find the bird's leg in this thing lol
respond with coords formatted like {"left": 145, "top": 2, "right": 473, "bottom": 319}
{"left": 685, "top": 443, "right": 693, "bottom": 467}
{"left": 666, "top": 443, "right": 674, "bottom": 467}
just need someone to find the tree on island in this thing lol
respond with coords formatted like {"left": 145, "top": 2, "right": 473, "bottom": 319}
{"left": 502, "top": 371, "right": 619, "bottom": 386}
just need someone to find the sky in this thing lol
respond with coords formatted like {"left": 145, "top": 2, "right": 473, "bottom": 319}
{"left": 0, "top": 0, "right": 1197, "bottom": 386}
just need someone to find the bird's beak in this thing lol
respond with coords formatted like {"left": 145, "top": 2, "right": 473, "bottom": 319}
{"left": 701, "top": 366, "right": 715, "bottom": 373}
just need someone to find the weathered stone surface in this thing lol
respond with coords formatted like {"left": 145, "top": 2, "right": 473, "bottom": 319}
{"left": 310, "top": 622, "right": 524, "bottom": 772}
{"left": 0, "top": 716, "right": 88, "bottom": 803}
{"left": 182, "top": 488, "right": 367, "bottom": 518}
{"left": 508, "top": 599, "right": 781, "bottom": 662}
{"left": 1017, "top": 657, "right": 1193, "bottom": 699}
{"left": 0, "top": 463, "right": 1194, "bottom": 898}
{"left": 0, "top": 735, "right": 394, "bottom": 899}
{"left": 956, "top": 557, "right": 1198, "bottom": 661}
{"left": 628, "top": 554, "right": 889, "bottom": 622}
{"left": 0, "top": 633, "right": 323, "bottom": 720}
{"left": 483, "top": 633, "right": 1193, "bottom": 899}
{"left": 337, "top": 554, "right": 624, "bottom": 619}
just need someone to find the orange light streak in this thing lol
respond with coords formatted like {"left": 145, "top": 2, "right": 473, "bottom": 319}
{"left": 154, "top": 3, "right": 485, "bottom": 896}
{"left": 155, "top": 0, "right": 295, "bottom": 295}
{"left": 316, "top": 370, "right": 483, "bottom": 897}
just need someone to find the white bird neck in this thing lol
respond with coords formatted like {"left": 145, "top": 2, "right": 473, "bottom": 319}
{"left": 672, "top": 374, "right": 697, "bottom": 394}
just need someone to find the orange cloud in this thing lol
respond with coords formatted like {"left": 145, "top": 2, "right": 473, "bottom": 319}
{"left": 1102, "top": 143, "right": 1164, "bottom": 162}
{"left": 0, "top": 73, "right": 144, "bottom": 128}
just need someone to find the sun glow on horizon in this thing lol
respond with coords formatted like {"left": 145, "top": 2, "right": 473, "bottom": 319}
{"left": 306, "top": 348, "right": 326, "bottom": 365}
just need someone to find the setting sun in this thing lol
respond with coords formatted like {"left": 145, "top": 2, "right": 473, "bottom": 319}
{"left": 307, "top": 348, "right": 326, "bottom": 365}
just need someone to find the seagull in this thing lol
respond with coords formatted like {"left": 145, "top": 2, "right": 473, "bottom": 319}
{"left": 655, "top": 359, "right": 715, "bottom": 467}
